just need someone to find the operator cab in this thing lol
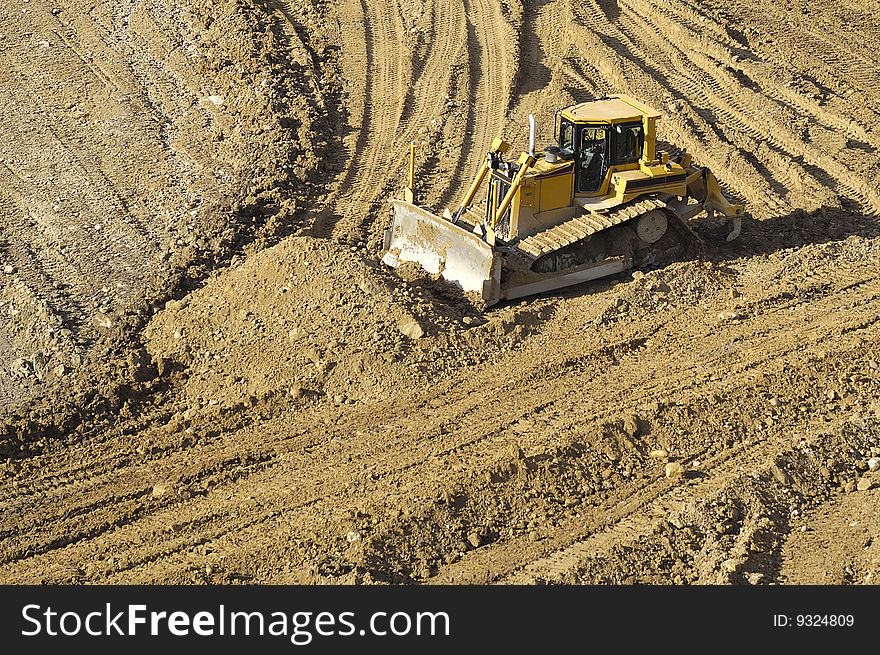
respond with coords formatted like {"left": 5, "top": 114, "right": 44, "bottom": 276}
{"left": 557, "top": 96, "right": 651, "bottom": 195}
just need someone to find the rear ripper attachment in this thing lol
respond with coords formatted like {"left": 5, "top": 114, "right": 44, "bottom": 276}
{"left": 382, "top": 95, "right": 745, "bottom": 306}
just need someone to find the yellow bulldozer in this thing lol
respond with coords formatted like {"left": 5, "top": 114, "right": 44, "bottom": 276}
{"left": 382, "top": 94, "right": 744, "bottom": 305}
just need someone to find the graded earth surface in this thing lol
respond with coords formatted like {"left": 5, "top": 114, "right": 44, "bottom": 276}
{"left": 1, "top": 0, "right": 879, "bottom": 584}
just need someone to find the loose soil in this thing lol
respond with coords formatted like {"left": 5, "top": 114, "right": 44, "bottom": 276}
{"left": 1, "top": 0, "right": 879, "bottom": 585}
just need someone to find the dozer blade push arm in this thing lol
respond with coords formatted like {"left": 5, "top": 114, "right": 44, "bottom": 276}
{"left": 492, "top": 152, "right": 536, "bottom": 229}
{"left": 452, "top": 137, "right": 510, "bottom": 224}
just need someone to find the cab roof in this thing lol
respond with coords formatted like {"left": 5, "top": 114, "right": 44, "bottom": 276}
{"left": 560, "top": 94, "right": 661, "bottom": 124}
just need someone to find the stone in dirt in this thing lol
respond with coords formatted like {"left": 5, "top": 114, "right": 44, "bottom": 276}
{"left": 715, "top": 520, "right": 736, "bottom": 535}
{"left": 10, "top": 358, "right": 33, "bottom": 378}
{"left": 398, "top": 319, "right": 425, "bottom": 339}
{"left": 151, "top": 482, "right": 173, "bottom": 498}
{"left": 856, "top": 477, "right": 875, "bottom": 492}
{"left": 770, "top": 463, "right": 791, "bottom": 486}
{"left": 467, "top": 531, "right": 482, "bottom": 548}
{"left": 721, "top": 558, "right": 742, "bottom": 574}
{"left": 665, "top": 462, "right": 685, "bottom": 479}
{"left": 128, "top": 349, "right": 156, "bottom": 383}
{"left": 622, "top": 413, "right": 640, "bottom": 439}
{"left": 746, "top": 572, "right": 764, "bottom": 585}
{"left": 92, "top": 312, "right": 114, "bottom": 330}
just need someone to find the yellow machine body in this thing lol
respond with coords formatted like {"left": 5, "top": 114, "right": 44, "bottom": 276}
{"left": 383, "top": 95, "right": 745, "bottom": 305}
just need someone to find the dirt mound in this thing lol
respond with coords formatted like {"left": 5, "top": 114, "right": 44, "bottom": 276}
{"left": 144, "top": 232, "right": 558, "bottom": 415}
{"left": 145, "top": 238, "right": 427, "bottom": 409}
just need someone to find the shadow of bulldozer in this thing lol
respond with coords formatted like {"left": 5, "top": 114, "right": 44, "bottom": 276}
{"left": 699, "top": 205, "right": 880, "bottom": 262}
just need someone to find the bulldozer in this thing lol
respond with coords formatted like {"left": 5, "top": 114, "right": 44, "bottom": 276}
{"left": 382, "top": 94, "right": 744, "bottom": 305}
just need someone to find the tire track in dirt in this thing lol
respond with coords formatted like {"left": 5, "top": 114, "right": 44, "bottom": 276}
{"left": 434, "top": 0, "right": 516, "bottom": 209}
{"left": 722, "top": 0, "right": 880, "bottom": 112}
{"left": 448, "top": 439, "right": 761, "bottom": 584}
{"left": 655, "top": 0, "right": 875, "bottom": 142}
{"left": 10, "top": 298, "right": 876, "bottom": 584}
{"left": 314, "top": 0, "right": 408, "bottom": 238}
{"left": 3, "top": 256, "right": 880, "bottom": 582}
{"left": 1, "top": 54, "right": 158, "bottom": 343}
{"left": 384, "top": 270, "right": 880, "bottom": 582}
{"left": 431, "top": 285, "right": 880, "bottom": 583}
{"left": 3, "top": 0, "right": 880, "bottom": 586}
{"left": 378, "top": 0, "right": 466, "bottom": 219}
{"left": 320, "top": 0, "right": 467, "bottom": 241}
{"left": 616, "top": 0, "right": 880, "bottom": 214}
{"left": 0, "top": 166, "right": 93, "bottom": 340}
{"left": 499, "top": 424, "right": 810, "bottom": 584}
{"left": 0, "top": 0, "right": 228, "bottom": 400}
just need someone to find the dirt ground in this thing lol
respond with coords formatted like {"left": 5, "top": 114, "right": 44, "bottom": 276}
{"left": 1, "top": 0, "right": 879, "bottom": 585}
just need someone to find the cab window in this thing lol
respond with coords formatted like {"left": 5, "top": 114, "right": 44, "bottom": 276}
{"left": 576, "top": 127, "right": 607, "bottom": 193}
{"left": 611, "top": 123, "right": 643, "bottom": 164}
{"left": 581, "top": 127, "right": 607, "bottom": 155}
{"left": 560, "top": 120, "right": 574, "bottom": 155}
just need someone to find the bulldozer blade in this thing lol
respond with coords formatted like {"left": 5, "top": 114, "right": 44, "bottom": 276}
{"left": 382, "top": 199, "right": 498, "bottom": 300}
